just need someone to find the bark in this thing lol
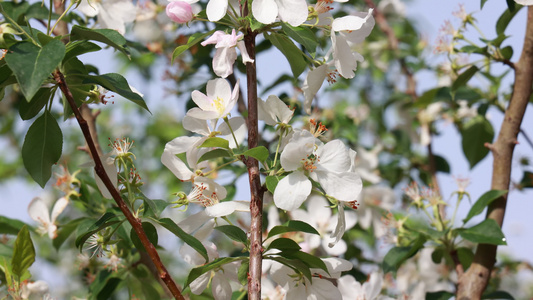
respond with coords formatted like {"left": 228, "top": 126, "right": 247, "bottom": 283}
{"left": 456, "top": 7, "right": 533, "bottom": 299}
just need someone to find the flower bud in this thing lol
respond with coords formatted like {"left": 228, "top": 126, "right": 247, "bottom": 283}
{"left": 166, "top": 1, "right": 194, "bottom": 24}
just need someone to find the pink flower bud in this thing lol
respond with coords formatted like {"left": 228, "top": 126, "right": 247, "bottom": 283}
{"left": 166, "top": 1, "right": 194, "bottom": 24}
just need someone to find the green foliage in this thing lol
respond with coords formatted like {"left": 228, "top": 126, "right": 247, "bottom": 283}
{"left": 242, "top": 146, "right": 269, "bottom": 162}
{"left": 184, "top": 257, "right": 243, "bottom": 288}
{"left": 0, "top": 216, "right": 29, "bottom": 235}
{"left": 265, "top": 175, "right": 282, "bottom": 194}
{"left": 18, "top": 87, "right": 54, "bottom": 120}
{"left": 264, "top": 32, "right": 307, "bottom": 78}
{"left": 198, "top": 137, "right": 230, "bottom": 149}
{"left": 382, "top": 234, "right": 426, "bottom": 274}
{"left": 4, "top": 39, "right": 65, "bottom": 100}
{"left": 21, "top": 111, "right": 63, "bottom": 187}
{"left": 11, "top": 226, "right": 35, "bottom": 279}
{"left": 198, "top": 149, "right": 232, "bottom": 163}
{"left": 155, "top": 218, "right": 208, "bottom": 261}
{"left": 266, "top": 238, "right": 301, "bottom": 252}
{"left": 215, "top": 225, "right": 248, "bottom": 245}
{"left": 81, "top": 73, "right": 150, "bottom": 112}
{"left": 461, "top": 115, "right": 494, "bottom": 169}
{"left": 267, "top": 220, "right": 320, "bottom": 240}
{"left": 171, "top": 30, "right": 216, "bottom": 63}
{"left": 70, "top": 25, "right": 130, "bottom": 56}
{"left": 281, "top": 23, "right": 317, "bottom": 58}
{"left": 458, "top": 219, "right": 507, "bottom": 245}
{"left": 463, "top": 190, "right": 508, "bottom": 223}
{"left": 75, "top": 213, "right": 121, "bottom": 249}
{"left": 130, "top": 222, "right": 159, "bottom": 251}
{"left": 426, "top": 291, "right": 454, "bottom": 300}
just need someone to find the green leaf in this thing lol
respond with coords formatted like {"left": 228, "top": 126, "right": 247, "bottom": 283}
{"left": 497, "top": 5, "right": 522, "bottom": 35}
{"left": 281, "top": 23, "right": 317, "bottom": 58}
{"left": 197, "top": 148, "right": 232, "bottom": 163}
{"left": 482, "top": 291, "right": 515, "bottom": 299}
{"left": 53, "top": 218, "right": 85, "bottom": 250}
{"left": 461, "top": 116, "right": 494, "bottom": 169}
{"left": 198, "top": 137, "right": 230, "bottom": 149}
{"left": 266, "top": 238, "right": 301, "bottom": 252}
{"left": 267, "top": 220, "right": 320, "bottom": 240}
{"left": 0, "top": 216, "right": 29, "bottom": 235}
{"left": 19, "top": 88, "right": 53, "bottom": 120}
{"left": 452, "top": 65, "right": 479, "bottom": 92}
{"left": 5, "top": 40, "right": 65, "bottom": 100}
{"left": 463, "top": 190, "right": 507, "bottom": 223}
{"left": 458, "top": 219, "right": 507, "bottom": 245}
{"left": 382, "top": 234, "right": 426, "bottom": 274}
{"left": 215, "top": 225, "right": 248, "bottom": 245}
{"left": 184, "top": 257, "right": 243, "bottom": 288}
{"left": 130, "top": 222, "right": 158, "bottom": 251}
{"left": 480, "top": 0, "right": 489, "bottom": 10}
{"left": 70, "top": 25, "right": 129, "bottom": 57}
{"left": 243, "top": 146, "right": 269, "bottom": 162}
{"left": 75, "top": 213, "right": 120, "bottom": 249}
{"left": 265, "top": 176, "right": 282, "bottom": 194}
{"left": 156, "top": 218, "right": 208, "bottom": 261}
{"left": 268, "top": 256, "right": 312, "bottom": 281}
{"left": 426, "top": 291, "right": 454, "bottom": 300}
{"left": 237, "top": 260, "right": 249, "bottom": 286}
{"left": 172, "top": 30, "right": 216, "bottom": 63}
{"left": 11, "top": 226, "right": 35, "bottom": 279}
{"left": 280, "top": 250, "right": 329, "bottom": 274}
{"left": 265, "top": 32, "right": 307, "bottom": 78}
{"left": 519, "top": 171, "right": 533, "bottom": 188}
{"left": 143, "top": 199, "right": 169, "bottom": 219}
{"left": 434, "top": 155, "right": 450, "bottom": 173}
{"left": 81, "top": 73, "right": 150, "bottom": 112}
{"left": 63, "top": 40, "right": 102, "bottom": 63}
{"left": 21, "top": 111, "right": 63, "bottom": 187}
{"left": 456, "top": 247, "right": 474, "bottom": 270}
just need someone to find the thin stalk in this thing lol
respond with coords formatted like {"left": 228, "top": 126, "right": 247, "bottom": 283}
{"left": 52, "top": 69, "right": 185, "bottom": 300}
{"left": 243, "top": 4, "right": 263, "bottom": 298}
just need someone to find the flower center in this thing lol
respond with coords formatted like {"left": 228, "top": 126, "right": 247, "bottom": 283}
{"left": 315, "top": 0, "right": 334, "bottom": 14}
{"left": 212, "top": 96, "right": 225, "bottom": 115}
{"left": 302, "top": 153, "right": 319, "bottom": 172}
{"left": 309, "top": 119, "right": 328, "bottom": 137}
{"left": 188, "top": 182, "right": 219, "bottom": 207}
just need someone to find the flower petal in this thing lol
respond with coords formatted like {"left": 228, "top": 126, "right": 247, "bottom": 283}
{"left": 273, "top": 171, "right": 311, "bottom": 211}
{"left": 252, "top": 0, "right": 278, "bottom": 24}
{"left": 275, "top": 0, "right": 308, "bottom": 26}
{"left": 316, "top": 170, "right": 362, "bottom": 202}
{"left": 206, "top": 0, "right": 228, "bottom": 21}
{"left": 302, "top": 64, "right": 328, "bottom": 114}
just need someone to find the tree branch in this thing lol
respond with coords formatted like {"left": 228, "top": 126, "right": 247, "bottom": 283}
{"left": 456, "top": 7, "right": 533, "bottom": 299}
{"left": 243, "top": 5, "right": 263, "bottom": 299}
{"left": 52, "top": 69, "right": 184, "bottom": 300}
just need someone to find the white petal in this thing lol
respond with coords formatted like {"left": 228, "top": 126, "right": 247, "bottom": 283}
{"left": 213, "top": 47, "right": 237, "bottom": 78}
{"left": 266, "top": 95, "right": 293, "bottom": 124}
{"left": 275, "top": 0, "right": 308, "bottom": 26}
{"left": 332, "top": 33, "right": 361, "bottom": 79}
{"left": 218, "top": 116, "right": 246, "bottom": 148}
{"left": 280, "top": 132, "right": 316, "bottom": 171}
{"left": 306, "top": 194, "right": 331, "bottom": 223}
{"left": 236, "top": 41, "right": 254, "bottom": 64}
{"left": 363, "top": 271, "right": 383, "bottom": 299}
{"left": 191, "top": 90, "right": 214, "bottom": 112}
{"left": 178, "top": 210, "right": 211, "bottom": 234}
{"left": 206, "top": 0, "right": 228, "bottom": 21}
{"left": 207, "top": 78, "right": 232, "bottom": 105}
{"left": 212, "top": 273, "right": 233, "bottom": 300}
{"left": 328, "top": 205, "right": 346, "bottom": 248}
{"left": 190, "top": 272, "right": 211, "bottom": 294}
{"left": 516, "top": 0, "right": 533, "bottom": 5}
{"left": 316, "top": 171, "right": 362, "bottom": 202}
{"left": 273, "top": 171, "right": 311, "bottom": 211}
{"left": 316, "top": 140, "right": 352, "bottom": 173}
{"left": 161, "top": 148, "right": 194, "bottom": 181}
{"left": 205, "top": 201, "right": 250, "bottom": 217}
{"left": 183, "top": 115, "right": 211, "bottom": 136}
{"left": 302, "top": 65, "right": 328, "bottom": 114}
{"left": 252, "top": 0, "right": 278, "bottom": 24}
{"left": 28, "top": 197, "right": 50, "bottom": 225}
{"left": 50, "top": 197, "right": 69, "bottom": 223}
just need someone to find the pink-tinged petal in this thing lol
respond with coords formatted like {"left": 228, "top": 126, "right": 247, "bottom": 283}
{"left": 206, "top": 0, "right": 228, "bottom": 21}
{"left": 212, "top": 274, "right": 232, "bottom": 300}
{"left": 28, "top": 197, "right": 50, "bottom": 226}
{"left": 316, "top": 171, "right": 362, "bottom": 202}
{"left": 166, "top": 1, "right": 194, "bottom": 24}
{"left": 50, "top": 197, "right": 69, "bottom": 223}
{"left": 273, "top": 171, "right": 311, "bottom": 211}
{"left": 201, "top": 31, "right": 227, "bottom": 46}
{"left": 316, "top": 140, "right": 352, "bottom": 173}
{"left": 275, "top": 0, "right": 308, "bottom": 26}
{"left": 213, "top": 47, "right": 237, "bottom": 78}
{"left": 302, "top": 64, "right": 328, "bottom": 114}
{"left": 252, "top": 0, "right": 278, "bottom": 24}
{"left": 236, "top": 41, "right": 254, "bottom": 64}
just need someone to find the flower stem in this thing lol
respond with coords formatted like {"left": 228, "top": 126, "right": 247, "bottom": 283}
{"left": 243, "top": 6, "right": 263, "bottom": 298}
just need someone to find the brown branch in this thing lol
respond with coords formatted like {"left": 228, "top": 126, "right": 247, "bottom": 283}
{"left": 52, "top": 69, "right": 184, "bottom": 300}
{"left": 243, "top": 5, "right": 263, "bottom": 299}
{"left": 456, "top": 7, "right": 533, "bottom": 300}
